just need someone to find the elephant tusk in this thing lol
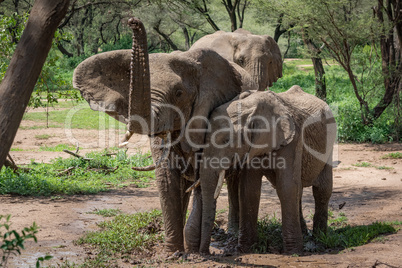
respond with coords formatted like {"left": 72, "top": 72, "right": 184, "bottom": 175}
{"left": 185, "top": 180, "right": 200, "bottom": 193}
{"left": 132, "top": 132, "right": 171, "bottom": 171}
{"left": 119, "top": 130, "right": 134, "bottom": 147}
{"left": 132, "top": 164, "right": 155, "bottom": 171}
{"left": 214, "top": 170, "right": 225, "bottom": 199}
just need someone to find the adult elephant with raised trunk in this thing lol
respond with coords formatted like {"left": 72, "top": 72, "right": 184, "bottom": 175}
{"left": 73, "top": 18, "right": 257, "bottom": 252}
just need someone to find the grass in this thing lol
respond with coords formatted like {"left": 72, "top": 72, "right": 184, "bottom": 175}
{"left": 23, "top": 103, "right": 126, "bottom": 130}
{"left": 76, "top": 209, "right": 163, "bottom": 266}
{"left": 39, "top": 144, "right": 76, "bottom": 152}
{"left": 381, "top": 152, "right": 402, "bottom": 159}
{"left": 252, "top": 211, "right": 400, "bottom": 254}
{"left": 352, "top": 162, "right": 373, "bottom": 167}
{"left": 35, "top": 134, "right": 52, "bottom": 140}
{"left": 9, "top": 147, "right": 24, "bottom": 151}
{"left": 352, "top": 162, "right": 394, "bottom": 170}
{"left": 88, "top": 208, "right": 122, "bottom": 217}
{"left": 376, "top": 166, "right": 394, "bottom": 170}
{"left": 0, "top": 149, "right": 154, "bottom": 196}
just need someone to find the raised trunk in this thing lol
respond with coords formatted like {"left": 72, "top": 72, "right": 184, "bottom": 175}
{"left": 0, "top": 0, "right": 70, "bottom": 170}
{"left": 127, "top": 18, "right": 151, "bottom": 135}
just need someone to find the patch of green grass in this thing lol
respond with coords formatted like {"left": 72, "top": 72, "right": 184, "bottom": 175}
{"left": 35, "top": 134, "right": 52, "bottom": 140}
{"left": 376, "top": 166, "right": 394, "bottom": 170}
{"left": 253, "top": 211, "right": 399, "bottom": 254}
{"left": 0, "top": 149, "right": 154, "bottom": 196}
{"left": 88, "top": 208, "right": 122, "bottom": 217}
{"left": 317, "top": 222, "right": 397, "bottom": 249}
{"left": 9, "top": 147, "right": 24, "bottom": 151}
{"left": 352, "top": 162, "right": 373, "bottom": 167}
{"left": 76, "top": 210, "right": 163, "bottom": 266}
{"left": 39, "top": 144, "right": 76, "bottom": 152}
{"left": 253, "top": 213, "right": 283, "bottom": 253}
{"left": 381, "top": 152, "right": 402, "bottom": 159}
{"left": 22, "top": 104, "right": 126, "bottom": 130}
{"left": 351, "top": 162, "right": 394, "bottom": 170}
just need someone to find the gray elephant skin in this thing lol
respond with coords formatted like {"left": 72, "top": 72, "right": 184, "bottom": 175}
{"left": 190, "top": 85, "right": 337, "bottom": 254}
{"left": 73, "top": 46, "right": 259, "bottom": 252}
{"left": 190, "top": 29, "right": 283, "bottom": 91}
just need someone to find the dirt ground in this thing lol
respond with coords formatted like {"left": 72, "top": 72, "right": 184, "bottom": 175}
{"left": 2, "top": 123, "right": 402, "bottom": 267}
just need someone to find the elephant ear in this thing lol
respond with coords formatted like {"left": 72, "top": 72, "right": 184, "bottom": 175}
{"left": 73, "top": 50, "right": 131, "bottom": 123}
{"left": 263, "top": 35, "right": 283, "bottom": 88}
{"left": 184, "top": 49, "right": 243, "bottom": 150}
{"left": 242, "top": 91, "right": 295, "bottom": 153}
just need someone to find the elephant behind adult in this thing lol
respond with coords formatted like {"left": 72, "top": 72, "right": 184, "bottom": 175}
{"left": 73, "top": 20, "right": 256, "bottom": 251}
{"left": 188, "top": 85, "right": 337, "bottom": 254}
{"left": 190, "top": 29, "right": 283, "bottom": 91}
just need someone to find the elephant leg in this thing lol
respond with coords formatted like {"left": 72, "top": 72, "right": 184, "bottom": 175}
{"left": 275, "top": 146, "right": 303, "bottom": 254}
{"left": 152, "top": 138, "right": 192, "bottom": 252}
{"left": 299, "top": 190, "right": 308, "bottom": 236}
{"left": 155, "top": 165, "right": 191, "bottom": 252}
{"left": 313, "top": 160, "right": 333, "bottom": 236}
{"left": 184, "top": 186, "right": 202, "bottom": 252}
{"left": 199, "top": 169, "right": 219, "bottom": 254}
{"left": 238, "top": 168, "right": 262, "bottom": 252}
{"left": 227, "top": 174, "right": 240, "bottom": 234}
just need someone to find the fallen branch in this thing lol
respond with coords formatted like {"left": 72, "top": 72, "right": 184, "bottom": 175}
{"left": 62, "top": 149, "right": 92, "bottom": 160}
{"left": 4, "top": 154, "right": 31, "bottom": 173}
{"left": 57, "top": 166, "right": 75, "bottom": 176}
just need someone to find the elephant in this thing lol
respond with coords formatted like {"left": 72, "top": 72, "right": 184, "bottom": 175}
{"left": 72, "top": 18, "right": 259, "bottom": 253}
{"left": 186, "top": 85, "right": 337, "bottom": 254}
{"left": 190, "top": 29, "right": 283, "bottom": 91}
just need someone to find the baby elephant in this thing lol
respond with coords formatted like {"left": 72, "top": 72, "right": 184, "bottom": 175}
{"left": 186, "top": 85, "right": 336, "bottom": 254}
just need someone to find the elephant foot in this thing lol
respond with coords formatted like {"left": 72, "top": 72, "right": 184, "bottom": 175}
{"left": 184, "top": 244, "right": 199, "bottom": 254}
{"left": 164, "top": 242, "right": 184, "bottom": 254}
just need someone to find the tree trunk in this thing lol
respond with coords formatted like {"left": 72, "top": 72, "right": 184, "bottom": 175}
{"left": 301, "top": 30, "right": 327, "bottom": 101}
{"left": 57, "top": 42, "right": 74, "bottom": 57}
{"left": 311, "top": 57, "right": 327, "bottom": 101}
{"left": 273, "top": 13, "right": 287, "bottom": 43}
{"left": 0, "top": 0, "right": 70, "bottom": 170}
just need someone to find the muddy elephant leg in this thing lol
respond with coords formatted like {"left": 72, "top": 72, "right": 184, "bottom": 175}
{"left": 199, "top": 169, "right": 219, "bottom": 254}
{"left": 238, "top": 168, "right": 262, "bottom": 252}
{"left": 155, "top": 164, "right": 191, "bottom": 252}
{"left": 227, "top": 174, "right": 240, "bottom": 234}
{"left": 275, "top": 147, "right": 303, "bottom": 254}
{"left": 299, "top": 190, "right": 308, "bottom": 236}
{"left": 313, "top": 159, "right": 333, "bottom": 236}
{"left": 184, "top": 186, "right": 202, "bottom": 252}
{"left": 152, "top": 138, "right": 191, "bottom": 252}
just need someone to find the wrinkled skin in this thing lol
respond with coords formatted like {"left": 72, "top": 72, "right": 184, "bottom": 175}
{"left": 190, "top": 29, "right": 283, "bottom": 91}
{"left": 188, "top": 85, "right": 337, "bottom": 254}
{"left": 73, "top": 48, "right": 257, "bottom": 252}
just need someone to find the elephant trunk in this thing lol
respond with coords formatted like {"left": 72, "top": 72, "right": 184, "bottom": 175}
{"left": 120, "top": 18, "right": 151, "bottom": 145}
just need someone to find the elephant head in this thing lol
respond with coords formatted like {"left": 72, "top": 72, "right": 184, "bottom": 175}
{"left": 190, "top": 29, "right": 283, "bottom": 91}
{"left": 73, "top": 20, "right": 251, "bottom": 150}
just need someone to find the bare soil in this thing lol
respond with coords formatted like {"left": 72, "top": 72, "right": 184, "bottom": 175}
{"left": 2, "top": 123, "right": 402, "bottom": 267}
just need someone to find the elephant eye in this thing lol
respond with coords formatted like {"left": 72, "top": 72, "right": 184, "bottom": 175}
{"left": 175, "top": 89, "right": 183, "bottom": 98}
{"left": 236, "top": 57, "right": 245, "bottom": 66}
